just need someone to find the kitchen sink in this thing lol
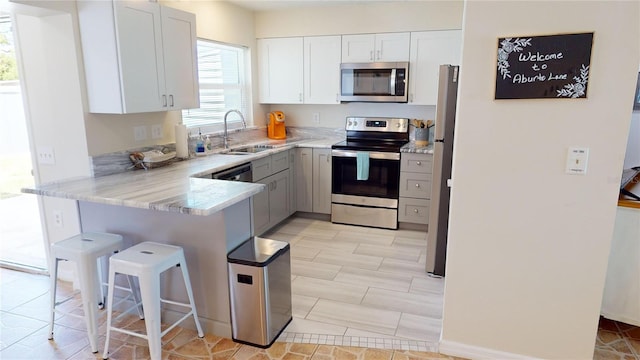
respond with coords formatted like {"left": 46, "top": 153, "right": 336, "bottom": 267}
{"left": 225, "top": 145, "right": 273, "bottom": 155}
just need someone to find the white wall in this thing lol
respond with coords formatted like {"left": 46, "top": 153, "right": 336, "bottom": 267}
{"left": 254, "top": 1, "right": 463, "bottom": 38}
{"left": 440, "top": 1, "right": 639, "bottom": 359}
{"left": 13, "top": 7, "right": 88, "bottom": 280}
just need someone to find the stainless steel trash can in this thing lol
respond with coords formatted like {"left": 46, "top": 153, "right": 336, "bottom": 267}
{"left": 227, "top": 236, "right": 292, "bottom": 348}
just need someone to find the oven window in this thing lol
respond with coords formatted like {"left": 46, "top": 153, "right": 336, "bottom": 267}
{"left": 332, "top": 156, "right": 400, "bottom": 199}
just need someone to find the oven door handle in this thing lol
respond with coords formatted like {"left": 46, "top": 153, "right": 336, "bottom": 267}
{"left": 331, "top": 150, "right": 400, "bottom": 160}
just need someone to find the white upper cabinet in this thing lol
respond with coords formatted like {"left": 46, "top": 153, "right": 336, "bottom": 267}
{"left": 408, "top": 30, "right": 461, "bottom": 105}
{"left": 161, "top": 6, "right": 199, "bottom": 110}
{"left": 342, "top": 33, "right": 410, "bottom": 63}
{"left": 77, "top": 1, "right": 198, "bottom": 114}
{"left": 304, "top": 36, "right": 341, "bottom": 104}
{"left": 258, "top": 37, "right": 304, "bottom": 104}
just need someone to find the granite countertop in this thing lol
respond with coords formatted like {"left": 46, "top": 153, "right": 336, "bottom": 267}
{"left": 401, "top": 141, "right": 434, "bottom": 154}
{"left": 23, "top": 137, "right": 343, "bottom": 216}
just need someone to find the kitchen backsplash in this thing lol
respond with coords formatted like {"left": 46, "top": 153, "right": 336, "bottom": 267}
{"left": 89, "top": 126, "right": 345, "bottom": 177}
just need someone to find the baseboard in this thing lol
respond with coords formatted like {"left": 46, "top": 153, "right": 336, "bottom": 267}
{"left": 439, "top": 339, "right": 541, "bottom": 360}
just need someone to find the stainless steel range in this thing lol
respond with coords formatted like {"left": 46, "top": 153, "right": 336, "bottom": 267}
{"left": 331, "top": 117, "right": 409, "bottom": 229}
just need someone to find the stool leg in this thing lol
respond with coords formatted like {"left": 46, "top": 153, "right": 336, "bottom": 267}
{"left": 139, "top": 272, "right": 162, "bottom": 360}
{"left": 48, "top": 258, "right": 59, "bottom": 340}
{"left": 77, "top": 256, "right": 100, "bottom": 353}
{"left": 127, "top": 275, "right": 145, "bottom": 319}
{"left": 179, "top": 259, "right": 204, "bottom": 338}
{"left": 96, "top": 256, "right": 106, "bottom": 310}
{"left": 102, "top": 268, "right": 117, "bottom": 359}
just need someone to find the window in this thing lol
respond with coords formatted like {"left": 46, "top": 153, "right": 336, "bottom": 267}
{"left": 181, "top": 39, "right": 250, "bottom": 132}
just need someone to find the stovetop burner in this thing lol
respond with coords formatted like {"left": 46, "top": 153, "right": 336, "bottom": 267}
{"left": 332, "top": 116, "right": 410, "bottom": 152}
{"left": 332, "top": 140, "right": 406, "bottom": 153}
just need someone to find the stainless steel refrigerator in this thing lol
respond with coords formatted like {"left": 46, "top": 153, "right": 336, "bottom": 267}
{"left": 426, "top": 64, "right": 459, "bottom": 277}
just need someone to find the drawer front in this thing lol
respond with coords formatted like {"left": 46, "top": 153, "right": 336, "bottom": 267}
{"left": 271, "top": 150, "right": 289, "bottom": 174}
{"left": 398, "top": 197, "right": 430, "bottom": 224}
{"left": 401, "top": 153, "right": 433, "bottom": 174}
{"left": 399, "top": 172, "right": 431, "bottom": 199}
{"left": 252, "top": 156, "right": 272, "bottom": 181}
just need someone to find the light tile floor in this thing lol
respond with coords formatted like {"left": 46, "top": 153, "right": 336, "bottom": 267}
{"left": 262, "top": 216, "right": 443, "bottom": 352}
{"left": 0, "top": 215, "right": 638, "bottom": 359}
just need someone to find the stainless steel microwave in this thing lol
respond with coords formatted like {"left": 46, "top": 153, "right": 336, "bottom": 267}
{"left": 340, "top": 62, "right": 409, "bottom": 103}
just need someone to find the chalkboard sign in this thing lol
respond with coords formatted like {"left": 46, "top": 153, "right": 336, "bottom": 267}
{"left": 495, "top": 32, "right": 593, "bottom": 99}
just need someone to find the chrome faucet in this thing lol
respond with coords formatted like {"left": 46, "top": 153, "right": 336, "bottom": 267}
{"left": 223, "top": 109, "right": 246, "bottom": 149}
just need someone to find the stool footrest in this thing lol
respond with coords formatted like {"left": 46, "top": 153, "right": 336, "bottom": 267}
{"left": 160, "top": 298, "right": 193, "bottom": 309}
{"left": 160, "top": 311, "right": 195, "bottom": 338}
{"left": 107, "top": 326, "right": 148, "bottom": 340}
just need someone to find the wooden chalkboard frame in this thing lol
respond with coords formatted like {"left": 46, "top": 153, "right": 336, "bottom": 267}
{"left": 495, "top": 32, "right": 594, "bottom": 100}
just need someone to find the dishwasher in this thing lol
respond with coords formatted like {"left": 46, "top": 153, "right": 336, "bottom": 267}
{"left": 211, "top": 163, "right": 253, "bottom": 182}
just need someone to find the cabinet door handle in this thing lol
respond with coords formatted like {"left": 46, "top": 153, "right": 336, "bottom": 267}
{"left": 414, "top": 209, "right": 419, "bottom": 213}
{"left": 416, "top": 161, "right": 421, "bottom": 165}
{"left": 336, "top": 94, "right": 339, "bottom": 103}
{"left": 162, "top": 95, "right": 167, "bottom": 107}
{"left": 299, "top": 93, "right": 303, "bottom": 103}
{"left": 370, "top": 50, "right": 373, "bottom": 61}
{"left": 415, "top": 183, "right": 420, "bottom": 188}
{"left": 410, "top": 94, "right": 414, "bottom": 103}
{"left": 376, "top": 50, "right": 381, "bottom": 60}
{"left": 169, "top": 95, "right": 174, "bottom": 107}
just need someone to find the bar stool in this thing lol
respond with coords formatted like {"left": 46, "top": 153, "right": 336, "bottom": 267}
{"left": 48, "top": 232, "right": 125, "bottom": 353}
{"left": 102, "top": 242, "right": 204, "bottom": 360}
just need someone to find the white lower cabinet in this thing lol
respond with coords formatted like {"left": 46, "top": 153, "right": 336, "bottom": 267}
{"left": 252, "top": 150, "right": 290, "bottom": 236}
{"left": 398, "top": 153, "right": 433, "bottom": 224}
{"left": 601, "top": 206, "right": 640, "bottom": 326}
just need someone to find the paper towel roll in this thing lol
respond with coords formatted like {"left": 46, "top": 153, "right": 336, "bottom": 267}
{"left": 175, "top": 124, "right": 189, "bottom": 159}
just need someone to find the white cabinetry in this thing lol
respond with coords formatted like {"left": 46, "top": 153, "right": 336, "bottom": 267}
{"left": 341, "top": 33, "right": 410, "bottom": 63}
{"left": 408, "top": 30, "right": 461, "bottom": 105}
{"left": 601, "top": 206, "right": 640, "bottom": 327}
{"left": 258, "top": 37, "right": 304, "bottom": 104}
{"left": 398, "top": 153, "right": 433, "bottom": 224}
{"left": 77, "top": 1, "right": 198, "bottom": 114}
{"left": 252, "top": 151, "right": 291, "bottom": 236}
{"left": 312, "top": 149, "right": 332, "bottom": 214}
{"left": 304, "top": 36, "right": 341, "bottom": 104}
{"left": 258, "top": 36, "right": 340, "bottom": 104}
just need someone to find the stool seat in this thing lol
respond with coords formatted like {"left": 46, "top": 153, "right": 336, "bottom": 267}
{"left": 103, "top": 242, "right": 204, "bottom": 360}
{"left": 51, "top": 232, "right": 124, "bottom": 260}
{"left": 49, "top": 232, "right": 124, "bottom": 354}
{"left": 109, "top": 242, "right": 185, "bottom": 275}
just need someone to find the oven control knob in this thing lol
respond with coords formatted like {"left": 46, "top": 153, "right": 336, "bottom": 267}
{"left": 347, "top": 120, "right": 352, "bottom": 127}
{"left": 396, "top": 123, "right": 401, "bottom": 128}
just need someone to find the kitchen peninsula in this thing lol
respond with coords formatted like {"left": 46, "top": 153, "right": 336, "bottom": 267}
{"left": 22, "top": 140, "right": 332, "bottom": 337}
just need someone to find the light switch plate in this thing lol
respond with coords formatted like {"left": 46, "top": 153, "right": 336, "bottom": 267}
{"left": 566, "top": 147, "right": 589, "bottom": 175}
{"left": 37, "top": 146, "right": 55, "bottom": 165}
{"left": 151, "top": 124, "right": 163, "bottom": 139}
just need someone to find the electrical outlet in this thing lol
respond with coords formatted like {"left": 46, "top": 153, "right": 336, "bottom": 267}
{"left": 151, "top": 124, "right": 163, "bottom": 139}
{"left": 53, "top": 210, "right": 63, "bottom": 228}
{"left": 134, "top": 126, "right": 147, "bottom": 141}
{"left": 37, "top": 146, "right": 56, "bottom": 165}
{"left": 313, "top": 113, "right": 320, "bottom": 124}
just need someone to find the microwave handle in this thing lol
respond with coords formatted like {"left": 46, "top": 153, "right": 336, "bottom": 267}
{"left": 390, "top": 69, "right": 396, "bottom": 96}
